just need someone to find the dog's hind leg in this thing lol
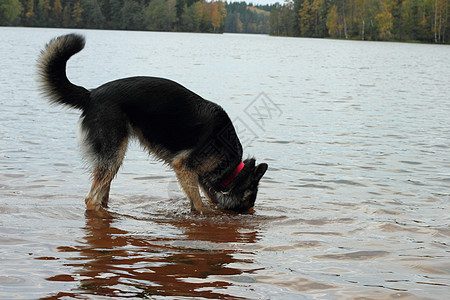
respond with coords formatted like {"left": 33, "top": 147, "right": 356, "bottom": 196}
{"left": 172, "top": 154, "right": 205, "bottom": 212}
{"left": 83, "top": 138, "right": 128, "bottom": 211}
{"left": 85, "top": 168, "right": 114, "bottom": 210}
{"left": 79, "top": 112, "right": 130, "bottom": 211}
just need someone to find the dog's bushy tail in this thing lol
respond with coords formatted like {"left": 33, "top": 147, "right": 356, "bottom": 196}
{"left": 37, "top": 34, "right": 89, "bottom": 110}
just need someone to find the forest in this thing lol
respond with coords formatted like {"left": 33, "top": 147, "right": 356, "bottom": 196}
{"left": 270, "top": 0, "right": 449, "bottom": 43}
{"left": 0, "top": 0, "right": 270, "bottom": 34}
{"left": 0, "top": 0, "right": 448, "bottom": 43}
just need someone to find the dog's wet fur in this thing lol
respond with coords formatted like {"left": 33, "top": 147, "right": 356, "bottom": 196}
{"left": 38, "top": 34, "right": 268, "bottom": 213}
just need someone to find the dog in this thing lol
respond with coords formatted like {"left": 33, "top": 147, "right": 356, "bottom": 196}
{"left": 37, "top": 34, "right": 268, "bottom": 213}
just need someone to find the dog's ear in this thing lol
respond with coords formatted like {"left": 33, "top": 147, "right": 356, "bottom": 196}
{"left": 253, "top": 163, "right": 268, "bottom": 183}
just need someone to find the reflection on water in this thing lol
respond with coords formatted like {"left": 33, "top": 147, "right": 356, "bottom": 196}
{"left": 1, "top": 27, "right": 449, "bottom": 299}
{"left": 43, "top": 211, "right": 261, "bottom": 299}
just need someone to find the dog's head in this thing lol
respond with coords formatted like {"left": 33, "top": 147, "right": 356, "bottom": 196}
{"left": 204, "top": 158, "right": 268, "bottom": 212}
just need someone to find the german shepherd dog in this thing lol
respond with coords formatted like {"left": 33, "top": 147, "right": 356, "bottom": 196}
{"left": 38, "top": 34, "right": 268, "bottom": 213}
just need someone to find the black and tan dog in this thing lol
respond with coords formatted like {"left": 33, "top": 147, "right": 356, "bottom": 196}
{"left": 38, "top": 34, "right": 268, "bottom": 213}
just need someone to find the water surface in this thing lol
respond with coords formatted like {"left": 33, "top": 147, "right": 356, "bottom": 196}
{"left": 0, "top": 27, "right": 449, "bottom": 299}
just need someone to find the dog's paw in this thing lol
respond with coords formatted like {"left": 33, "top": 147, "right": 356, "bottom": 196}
{"left": 191, "top": 202, "right": 215, "bottom": 215}
{"left": 85, "top": 207, "right": 113, "bottom": 219}
{"left": 85, "top": 197, "right": 104, "bottom": 211}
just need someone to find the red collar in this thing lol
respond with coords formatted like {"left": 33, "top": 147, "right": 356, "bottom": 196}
{"left": 221, "top": 161, "right": 245, "bottom": 189}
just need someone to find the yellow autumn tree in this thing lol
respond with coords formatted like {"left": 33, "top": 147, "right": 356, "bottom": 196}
{"left": 52, "top": 0, "right": 63, "bottom": 26}
{"left": 210, "top": 1, "right": 221, "bottom": 31}
{"left": 72, "top": 1, "right": 83, "bottom": 27}
{"left": 193, "top": 0, "right": 209, "bottom": 31}
{"left": 298, "top": 0, "right": 312, "bottom": 36}
{"left": 326, "top": 4, "right": 341, "bottom": 37}
{"left": 376, "top": 0, "right": 394, "bottom": 39}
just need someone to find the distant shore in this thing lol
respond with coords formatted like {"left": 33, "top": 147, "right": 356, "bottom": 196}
{"left": 1, "top": 0, "right": 447, "bottom": 44}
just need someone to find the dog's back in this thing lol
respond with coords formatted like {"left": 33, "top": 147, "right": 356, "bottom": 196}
{"left": 92, "top": 76, "right": 236, "bottom": 157}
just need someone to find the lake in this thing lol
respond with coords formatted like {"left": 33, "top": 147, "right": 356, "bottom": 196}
{"left": 0, "top": 27, "right": 449, "bottom": 299}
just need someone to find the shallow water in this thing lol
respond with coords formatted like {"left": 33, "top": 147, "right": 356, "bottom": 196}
{"left": 0, "top": 27, "right": 449, "bottom": 299}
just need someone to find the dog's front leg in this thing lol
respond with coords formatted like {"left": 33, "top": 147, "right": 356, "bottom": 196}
{"left": 176, "top": 172, "right": 205, "bottom": 212}
{"left": 172, "top": 157, "right": 205, "bottom": 212}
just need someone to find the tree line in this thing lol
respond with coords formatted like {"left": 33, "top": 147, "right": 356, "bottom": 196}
{"left": 1, "top": 0, "right": 448, "bottom": 42}
{"left": 0, "top": 0, "right": 270, "bottom": 34}
{"left": 270, "top": 0, "right": 449, "bottom": 43}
